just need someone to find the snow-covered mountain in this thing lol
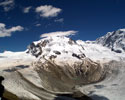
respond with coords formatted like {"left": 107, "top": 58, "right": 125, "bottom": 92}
{"left": 26, "top": 34, "right": 125, "bottom": 100}
{"left": 27, "top": 36, "right": 86, "bottom": 60}
{"left": 96, "top": 29, "right": 125, "bottom": 53}
{"left": 27, "top": 34, "right": 124, "bottom": 63}
{"left": 0, "top": 29, "right": 125, "bottom": 100}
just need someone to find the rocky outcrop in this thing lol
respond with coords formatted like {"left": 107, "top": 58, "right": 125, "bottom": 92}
{"left": 33, "top": 57, "right": 104, "bottom": 93}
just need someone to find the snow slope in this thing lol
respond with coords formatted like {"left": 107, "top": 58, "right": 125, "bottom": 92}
{"left": 0, "top": 51, "right": 35, "bottom": 68}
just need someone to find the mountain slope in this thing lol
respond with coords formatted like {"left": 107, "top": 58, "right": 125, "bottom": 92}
{"left": 96, "top": 29, "right": 125, "bottom": 53}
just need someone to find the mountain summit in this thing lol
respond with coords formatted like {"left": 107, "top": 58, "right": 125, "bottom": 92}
{"left": 96, "top": 29, "right": 125, "bottom": 53}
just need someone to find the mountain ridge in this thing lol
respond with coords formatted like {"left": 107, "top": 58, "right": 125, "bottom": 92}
{"left": 96, "top": 29, "right": 125, "bottom": 53}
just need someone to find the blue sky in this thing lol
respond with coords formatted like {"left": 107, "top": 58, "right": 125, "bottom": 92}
{"left": 0, "top": 0, "right": 125, "bottom": 52}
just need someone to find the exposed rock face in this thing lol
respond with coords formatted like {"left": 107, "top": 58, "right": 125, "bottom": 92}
{"left": 53, "top": 50, "right": 61, "bottom": 55}
{"left": 33, "top": 57, "right": 104, "bottom": 92}
{"left": 27, "top": 42, "right": 42, "bottom": 57}
{"left": 96, "top": 29, "right": 125, "bottom": 53}
{"left": 72, "top": 53, "right": 85, "bottom": 59}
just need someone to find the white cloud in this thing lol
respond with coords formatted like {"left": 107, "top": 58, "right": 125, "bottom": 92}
{"left": 35, "top": 5, "right": 62, "bottom": 18}
{"left": 0, "top": 23, "right": 24, "bottom": 37}
{"left": 40, "top": 30, "right": 77, "bottom": 38}
{"left": 23, "top": 6, "right": 32, "bottom": 13}
{"left": 54, "top": 18, "right": 64, "bottom": 23}
{"left": 35, "top": 24, "right": 41, "bottom": 27}
{"left": 0, "top": 0, "right": 14, "bottom": 12}
{"left": 0, "top": 23, "right": 5, "bottom": 27}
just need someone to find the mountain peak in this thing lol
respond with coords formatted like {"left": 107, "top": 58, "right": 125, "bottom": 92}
{"left": 96, "top": 29, "right": 125, "bottom": 53}
{"left": 27, "top": 36, "right": 86, "bottom": 65}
